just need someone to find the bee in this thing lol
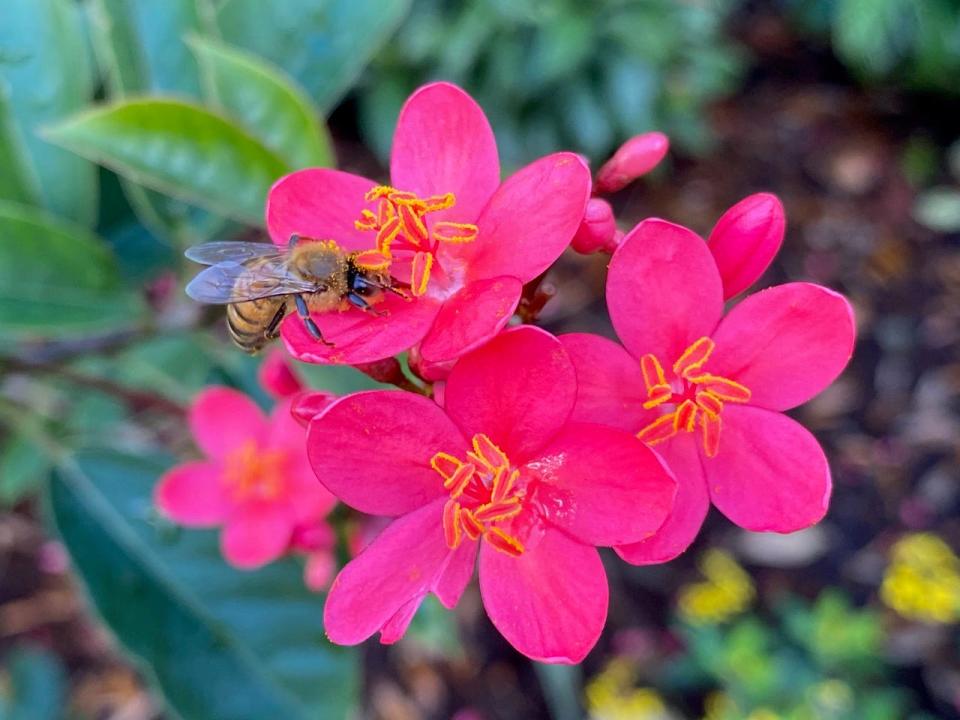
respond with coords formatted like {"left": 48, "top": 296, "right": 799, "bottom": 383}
{"left": 185, "top": 235, "right": 400, "bottom": 353}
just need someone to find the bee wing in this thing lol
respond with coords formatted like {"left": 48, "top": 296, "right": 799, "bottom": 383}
{"left": 185, "top": 260, "right": 318, "bottom": 304}
{"left": 184, "top": 241, "right": 287, "bottom": 266}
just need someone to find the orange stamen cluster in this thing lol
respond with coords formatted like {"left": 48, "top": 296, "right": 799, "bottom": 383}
{"left": 636, "top": 337, "right": 751, "bottom": 457}
{"left": 431, "top": 433, "right": 526, "bottom": 557}
{"left": 355, "top": 185, "right": 479, "bottom": 296}
{"left": 223, "top": 440, "right": 287, "bottom": 501}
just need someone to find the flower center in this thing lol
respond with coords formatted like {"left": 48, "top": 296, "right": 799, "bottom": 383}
{"left": 430, "top": 433, "right": 527, "bottom": 557}
{"left": 223, "top": 439, "right": 288, "bottom": 501}
{"left": 354, "top": 185, "right": 479, "bottom": 296}
{"left": 636, "top": 337, "right": 751, "bottom": 457}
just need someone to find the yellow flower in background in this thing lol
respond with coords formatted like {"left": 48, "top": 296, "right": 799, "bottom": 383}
{"left": 881, "top": 532, "right": 960, "bottom": 624}
{"left": 585, "top": 658, "right": 674, "bottom": 720}
{"left": 678, "top": 549, "right": 755, "bottom": 625}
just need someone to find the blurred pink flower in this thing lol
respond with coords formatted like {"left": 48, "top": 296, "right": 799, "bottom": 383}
{"left": 562, "top": 218, "right": 855, "bottom": 564}
{"left": 267, "top": 82, "right": 591, "bottom": 366}
{"left": 155, "top": 387, "right": 337, "bottom": 579}
{"left": 305, "top": 327, "right": 676, "bottom": 663}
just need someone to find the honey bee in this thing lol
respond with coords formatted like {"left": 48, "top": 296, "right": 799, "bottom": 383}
{"left": 185, "top": 235, "right": 401, "bottom": 353}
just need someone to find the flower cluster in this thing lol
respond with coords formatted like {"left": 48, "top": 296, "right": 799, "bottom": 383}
{"left": 167, "top": 82, "right": 856, "bottom": 663}
{"left": 155, "top": 354, "right": 338, "bottom": 591}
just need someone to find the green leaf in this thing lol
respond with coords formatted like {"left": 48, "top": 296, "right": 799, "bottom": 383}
{"left": 0, "top": 646, "right": 67, "bottom": 720}
{"left": 44, "top": 100, "right": 289, "bottom": 225}
{"left": 0, "top": 0, "right": 98, "bottom": 225}
{"left": 86, "top": 0, "right": 228, "bottom": 245}
{"left": 48, "top": 450, "right": 359, "bottom": 720}
{"left": 0, "top": 82, "right": 40, "bottom": 206}
{"left": 0, "top": 435, "right": 50, "bottom": 506}
{"left": 128, "top": 0, "right": 209, "bottom": 98}
{"left": 215, "top": 0, "right": 411, "bottom": 112}
{"left": 0, "top": 201, "right": 143, "bottom": 335}
{"left": 189, "top": 35, "right": 334, "bottom": 168}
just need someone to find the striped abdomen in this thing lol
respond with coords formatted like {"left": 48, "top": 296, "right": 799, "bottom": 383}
{"left": 226, "top": 296, "right": 288, "bottom": 354}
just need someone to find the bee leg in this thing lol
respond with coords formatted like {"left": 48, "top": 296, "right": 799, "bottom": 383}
{"left": 288, "top": 233, "right": 300, "bottom": 249}
{"left": 264, "top": 303, "right": 286, "bottom": 340}
{"left": 347, "top": 292, "right": 389, "bottom": 317}
{"left": 295, "top": 294, "right": 334, "bottom": 346}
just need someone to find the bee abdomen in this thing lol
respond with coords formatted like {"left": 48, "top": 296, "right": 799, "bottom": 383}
{"left": 226, "top": 298, "right": 285, "bottom": 354}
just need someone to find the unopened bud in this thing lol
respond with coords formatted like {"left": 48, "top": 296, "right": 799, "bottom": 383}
{"left": 258, "top": 349, "right": 303, "bottom": 399}
{"left": 290, "top": 390, "right": 337, "bottom": 427}
{"left": 595, "top": 132, "right": 669, "bottom": 195}
{"left": 707, "top": 193, "right": 785, "bottom": 299}
{"left": 571, "top": 198, "right": 619, "bottom": 255}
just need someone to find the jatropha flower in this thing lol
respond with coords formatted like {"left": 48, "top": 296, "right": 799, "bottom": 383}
{"left": 267, "top": 82, "right": 591, "bottom": 366}
{"left": 562, "top": 218, "right": 856, "bottom": 564}
{"left": 304, "top": 327, "right": 677, "bottom": 663}
{"left": 155, "top": 386, "right": 337, "bottom": 587}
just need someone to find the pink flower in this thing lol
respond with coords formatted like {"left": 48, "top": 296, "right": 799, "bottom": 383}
{"left": 155, "top": 387, "right": 337, "bottom": 573}
{"left": 267, "top": 82, "right": 591, "bottom": 366}
{"left": 304, "top": 327, "right": 676, "bottom": 663}
{"left": 562, "top": 219, "right": 855, "bottom": 564}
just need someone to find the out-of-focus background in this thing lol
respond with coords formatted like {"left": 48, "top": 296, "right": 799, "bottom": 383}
{"left": 1, "top": 1, "right": 959, "bottom": 718}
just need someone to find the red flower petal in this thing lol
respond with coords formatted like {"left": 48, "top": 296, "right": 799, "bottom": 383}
{"left": 529, "top": 423, "right": 676, "bottom": 546}
{"left": 307, "top": 391, "right": 466, "bottom": 516}
{"left": 444, "top": 327, "right": 576, "bottom": 462}
{"left": 280, "top": 293, "right": 442, "bottom": 365}
{"left": 708, "top": 193, "right": 785, "bottom": 299}
{"left": 155, "top": 461, "right": 232, "bottom": 526}
{"left": 608, "top": 219, "right": 723, "bottom": 363}
{"left": 417, "top": 276, "right": 522, "bottom": 363}
{"left": 323, "top": 498, "right": 477, "bottom": 645}
{"left": 189, "top": 387, "right": 268, "bottom": 461}
{"left": 706, "top": 405, "right": 831, "bottom": 532}
{"left": 479, "top": 529, "right": 607, "bottom": 663}
{"left": 615, "top": 434, "right": 710, "bottom": 564}
{"left": 265, "top": 168, "right": 376, "bottom": 250}
{"left": 708, "top": 282, "right": 856, "bottom": 411}
{"left": 560, "top": 332, "right": 652, "bottom": 433}
{"left": 221, "top": 501, "right": 293, "bottom": 569}
{"left": 459, "top": 153, "right": 591, "bottom": 283}
{"left": 390, "top": 82, "right": 500, "bottom": 224}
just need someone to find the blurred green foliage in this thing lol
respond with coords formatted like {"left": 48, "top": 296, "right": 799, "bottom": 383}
{"left": 357, "top": 0, "right": 748, "bottom": 168}
{"left": 0, "top": 646, "right": 67, "bottom": 720}
{"left": 665, "top": 591, "right": 931, "bottom": 720}
{"left": 0, "top": 1, "right": 403, "bottom": 717}
{"left": 785, "top": 0, "right": 960, "bottom": 94}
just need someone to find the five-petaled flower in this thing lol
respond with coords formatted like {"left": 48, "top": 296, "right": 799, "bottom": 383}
{"left": 303, "top": 327, "right": 677, "bottom": 663}
{"left": 267, "top": 82, "right": 591, "bottom": 366}
{"left": 562, "top": 218, "right": 855, "bottom": 564}
{"left": 155, "top": 386, "right": 337, "bottom": 586}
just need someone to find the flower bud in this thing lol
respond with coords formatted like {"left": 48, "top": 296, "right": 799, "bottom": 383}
{"left": 290, "top": 390, "right": 337, "bottom": 427}
{"left": 707, "top": 193, "right": 785, "bottom": 299}
{"left": 258, "top": 349, "right": 303, "bottom": 399}
{"left": 595, "top": 132, "right": 669, "bottom": 195}
{"left": 571, "top": 198, "right": 619, "bottom": 255}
